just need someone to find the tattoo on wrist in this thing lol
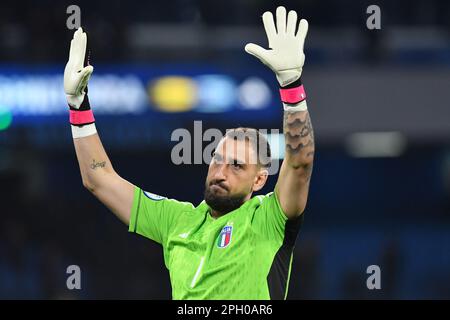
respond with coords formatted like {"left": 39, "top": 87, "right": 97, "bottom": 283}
{"left": 90, "top": 159, "right": 106, "bottom": 170}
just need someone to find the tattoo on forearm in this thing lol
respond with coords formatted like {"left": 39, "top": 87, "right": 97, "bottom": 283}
{"left": 90, "top": 159, "right": 106, "bottom": 170}
{"left": 284, "top": 110, "right": 315, "bottom": 165}
{"left": 285, "top": 138, "right": 313, "bottom": 154}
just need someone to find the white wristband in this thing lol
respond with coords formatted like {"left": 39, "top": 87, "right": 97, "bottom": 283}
{"left": 71, "top": 123, "right": 97, "bottom": 139}
{"left": 283, "top": 100, "right": 308, "bottom": 112}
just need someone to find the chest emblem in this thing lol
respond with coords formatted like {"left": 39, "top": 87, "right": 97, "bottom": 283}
{"left": 217, "top": 226, "right": 233, "bottom": 248}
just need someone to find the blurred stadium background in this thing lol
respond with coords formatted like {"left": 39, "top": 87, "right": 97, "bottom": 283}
{"left": 1, "top": 0, "right": 450, "bottom": 299}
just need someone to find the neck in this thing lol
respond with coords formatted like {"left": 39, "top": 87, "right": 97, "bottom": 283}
{"left": 209, "top": 193, "right": 253, "bottom": 219}
{"left": 210, "top": 209, "right": 224, "bottom": 219}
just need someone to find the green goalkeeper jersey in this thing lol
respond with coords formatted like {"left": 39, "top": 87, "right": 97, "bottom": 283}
{"left": 128, "top": 186, "right": 304, "bottom": 300}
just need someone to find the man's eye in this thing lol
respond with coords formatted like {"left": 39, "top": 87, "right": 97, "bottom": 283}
{"left": 231, "top": 162, "right": 243, "bottom": 169}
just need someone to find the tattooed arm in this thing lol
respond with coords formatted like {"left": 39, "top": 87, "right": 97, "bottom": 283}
{"left": 275, "top": 109, "right": 315, "bottom": 219}
{"left": 65, "top": 28, "right": 134, "bottom": 225}
{"left": 73, "top": 134, "right": 134, "bottom": 225}
{"left": 244, "top": 6, "right": 312, "bottom": 218}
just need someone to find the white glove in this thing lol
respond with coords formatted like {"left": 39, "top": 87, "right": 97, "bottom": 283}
{"left": 64, "top": 27, "right": 97, "bottom": 139}
{"left": 64, "top": 27, "right": 94, "bottom": 109}
{"left": 245, "top": 6, "right": 309, "bottom": 87}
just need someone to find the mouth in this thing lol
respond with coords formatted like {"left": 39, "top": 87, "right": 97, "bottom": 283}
{"left": 210, "top": 184, "right": 228, "bottom": 192}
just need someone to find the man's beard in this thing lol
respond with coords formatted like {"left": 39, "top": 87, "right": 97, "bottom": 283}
{"left": 204, "top": 181, "right": 247, "bottom": 215}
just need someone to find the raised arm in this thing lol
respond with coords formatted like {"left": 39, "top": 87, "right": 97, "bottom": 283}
{"left": 245, "top": 6, "right": 314, "bottom": 219}
{"left": 65, "top": 28, "right": 134, "bottom": 225}
{"left": 277, "top": 108, "right": 314, "bottom": 218}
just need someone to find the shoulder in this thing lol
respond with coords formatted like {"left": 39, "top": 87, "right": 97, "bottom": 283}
{"left": 253, "top": 192, "right": 276, "bottom": 206}
{"left": 251, "top": 191, "right": 289, "bottom": 223}
{"left": 243, "top": 192, "right": 276, "bottom": 214}
{"left": 139, "top": 189, "right": 195, "bottom": 210}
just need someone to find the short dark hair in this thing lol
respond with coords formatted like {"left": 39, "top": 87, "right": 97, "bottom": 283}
{"left": 224, "top": 127, "right": 271, "bottom": 168}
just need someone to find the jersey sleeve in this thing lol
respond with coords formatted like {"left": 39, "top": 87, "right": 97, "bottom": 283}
{"left": 252, "top": 189, "right": 304, "bottom": 243}
{"left": 128, "top": 186, "right": 194, "bottom": 245}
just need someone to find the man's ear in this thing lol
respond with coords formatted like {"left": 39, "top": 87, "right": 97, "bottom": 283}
{"left": 252, "top": 169, "right": 269, "bottom": 192}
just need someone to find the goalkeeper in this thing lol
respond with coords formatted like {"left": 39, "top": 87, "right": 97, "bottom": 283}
{"left": 65, "top": 6, "right": 314, "bottom": 300}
